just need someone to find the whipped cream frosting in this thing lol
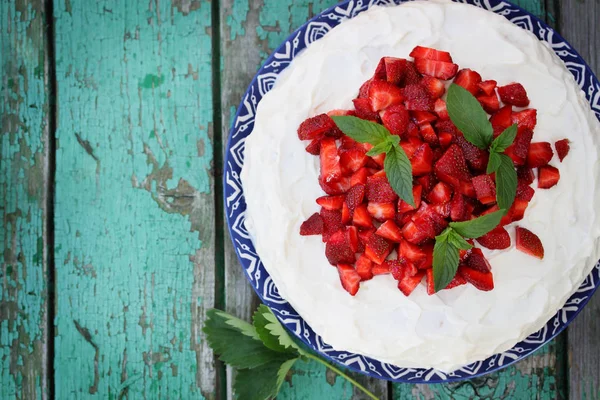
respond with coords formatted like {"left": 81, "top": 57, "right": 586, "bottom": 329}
{"left": 240, "top": 0, "right": 600, "bottom": 371}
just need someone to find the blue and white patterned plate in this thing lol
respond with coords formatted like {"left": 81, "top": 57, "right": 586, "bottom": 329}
{"left": 224, "top": 0, "right": 600, "bottom": 383}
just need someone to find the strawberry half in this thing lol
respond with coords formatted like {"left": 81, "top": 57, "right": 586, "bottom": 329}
{"left": 538, "top": 165, "right": 560, "bottom": 189}
{"left": 364, "top": 234, "right": 394, "bottom": 265}
{"left": 477, "top": 227, "right": 511, "bottom": 250}
{"left": 454, "top": 69, "right": 482, "bottom": 95}
{"left": 325, "top": 230, "right": 356, "bottom": 265}
{"left": 555, "top": 139, "right": 570, "bottom": 162}
{"left": 498, "top": 83, "right": 530, "bottom": 107}
{"left": 458, "top": 265, "right": 494, "bottom": 291}
{"left": 355, "top": 254, "right": 373, "bottom": 281}
{"left": 297, "top": 114, "right": 342, "bottom": 140}
{"left": 515, "top": 226, "right": 544, "bottom": 259}
{"left": 414, "top": 58, "right": 459, "bottom": 80}
{"left": 300, "top": 213, "right": 324, "bottom": 236}
{"left": 369, "top": 80, "right": 405, "bottom": 111}
{"left": 526, "top": 142, "right": 554, "bottom": 168}
{"left": 337, "top": 264, "right": 362, "bottom": 296}
{"left": 398, "top": 271, "right": 426, "bottom": 296}
{"left": 410, "top": 46, "right": 453, "bottom": 62}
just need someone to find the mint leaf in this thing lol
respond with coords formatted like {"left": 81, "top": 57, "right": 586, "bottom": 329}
{"left": 384, "top": 144, "right": 415, "bottom": 207}
{"left": 491, "top": 124, "right": 518, "bottom": 153}
{"left": 487, "top": 150, "right": 502, "bottom": 174}
{"left": 253, "top": 305, "right": 306, "bottom": 355}
{"left": 366, "top": 140, "right": 392, "bottom": 157}
{"left": 447, "top": 84, "right": 493, "bottom": 149}
{"left": 449, "top": 210, "right": 505, "bottom": 239}
{"left": 433, "top": 235, "right": 460, "bottom": 292}
{"left": 448, "top": 231, "right": 474, "bottom": 251}
{"left": 204, "top": 309, "right": 285, "bottom": 369}
{"left": 496, "top": 154, "right": 518, "bottom": 210}
{"left": 234, "top": 357, "right": 298, "bottom": 400}
{"left": 331, "top": 115, "right": 389, "bottom": 145}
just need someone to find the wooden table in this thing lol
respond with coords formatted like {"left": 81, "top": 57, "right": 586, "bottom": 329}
{"left": 1, "top": 0, "right": 599, "bottom": 399}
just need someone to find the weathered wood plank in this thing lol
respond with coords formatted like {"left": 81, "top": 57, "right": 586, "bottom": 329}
{"left": 0, "top": 1, "right": 49, "bottom": 399}
{"left": 559, "top": 2, "right": 600, "bottom": 399}
{"left": 53, "top": 1, "right": 216, "bottom": 398}
{"left": 219, "top": 1, "right": 388, "bottom": 399}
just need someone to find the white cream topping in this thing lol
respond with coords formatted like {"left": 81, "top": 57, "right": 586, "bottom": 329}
{"left": 240, "top": 0, "right": 600, "bottom": 371}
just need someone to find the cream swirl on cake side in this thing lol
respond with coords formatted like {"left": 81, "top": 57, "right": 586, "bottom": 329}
{"left": 240, "top": 0, "right": 600, "bottom": 371}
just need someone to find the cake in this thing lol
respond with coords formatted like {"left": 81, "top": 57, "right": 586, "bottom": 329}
{"left": 240, "top": 0, "right": 600, "bottom": 372}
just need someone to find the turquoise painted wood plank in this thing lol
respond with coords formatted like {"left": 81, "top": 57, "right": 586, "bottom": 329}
{"left": 0, "top": 1, "right": 49, "bottom": 399}
{"left": 53, "top": 1, "right": 217, "bottom": 398}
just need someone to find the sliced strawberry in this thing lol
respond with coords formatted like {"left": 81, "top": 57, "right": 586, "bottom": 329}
{"left": 517, "top": 166, "right": 535, "bottom": 185}
{"left": 454, "top": 69, "right": 482, "bottom": 95}
{"left": 367, "top": 202, "right": 396, "bottom": 221}
{"left": 355, "top": 255, "right": 373, "bottom": 281}
{"left": 345, "top": 184, "right": 366, "bottom": 212}
{"left": 402, "top": 84, "right": 434, "bottom": 111}
{"left": 364, "top": 234, "right": 394, "bottom": 265}
{"left": 350, "top": 168, "right": 371, "bottom": 187}
{"left": 340, "top": 148, "right": 368, "bottom": 176}
{"left": 498, "top": 83, "right": 530, "bottom": 107}
{"left": 319, "top": 176, "right": 351, "bottom": 196}
{"left": 454, "top": 133, "right": 489, "bottom": 171}
{"left": 398, "top": 185, "right": 423, "bottom": 213}
{"left": 399, "top": 239, "right": 433, "bottom": 269}
{"left": 305, "top": 138, "right": 321, "bottom": 155}
{"left": 515, "top": 226, "right": 545, "bottom": 259}
{"left": 427, "top": 181, "right": 453, "bottom": 204}
{"left": 398, "top": 271, "right": 426, "bottom": 296}
{"left": 420, "top": 76, "right": 446, "bottom": 99}
{"left": 478, "top": 80, "right": 497, "bottom": 96}
{"left": 434, "top": 144, "right": 471, "bottom": 188}
{"left": 316, "top": 195, "right": 345, "bottom": 210}
{"left": 353, "top": 204, "right": 373, "bottom": 228}
{"left": 477, "top": 227, "right": 510, "bottom": 250}
{"left": 512, "top": 109, "right": 537, "bottom": 132}
{"left": 414, "top": 58, "right": 458, "bottom": 80}
{"left": 402, "top": 221, "right": 430, "bottom": 245}
{"left": 410, "top": 46, "right": 453, "bottom": 62}
{"left": 458, "top": 265, "right": 494, "bottom": 291}
{"left": 477, "top": 94, "right": 500, "bottom": 113}
{"left": 353, "top": 98, "right": 380, "bottom": 121}
{"left": 320, "top": 208, "right": 343, "bottom": 242}
{"left": 376, "top": 220, "right": 403, "bottom": 242}
{"left": 450, "top": 192, "right": 467, "bottom": 221}
{"left": 510, "top": 199, "right": 529, "bottom": 222}
{"left": 346, "top": 226, "right": 359, "bottom": 252}
{"left": 555, "top": 139, "right": 570, "bottom": 162}
{"left": 538, "top": 165, "right": 560, "bottom": 189}
{"left": 341, "top": 202, "right": 351, "bottom": 224}
{"left": 426, "top": 269, "right": 436, "bottom": 295}
{"left": 505, "top": 127, "right": 533, "bottom": 166}
{"left": 298, "top": 114, "right": 342, "bottom": 140}
{"left": 325, "top": 230, "right": 355, "bottom": 265}
{"left": 369, "top": 80, "right": 405, "bottom": 112}
{"left": 410, "top": 143, "right": 434, "bottom": 176}
{"left": 466, "top": 248, "right": 491, "bottom": 273}
{"left": 434, "top": 98, "right": 449, "bottom": 120}
{"left": 380, "top": 104, "right": 410, "bottom": 136}
{"left": 516, "top": 180, "right": 535, "bottom": 201}
{"left": 337, "top": 264, "right": 361, "bottom": 296}
{"left": 366, "top": 173, "right": 398, "bottom": 203}
{"left": 472, "top": 175, "right": 497, "bottom": 205}
{"left": 526, "top": 142, "right": 554, "bottom": 168}
{"left": 320, "top": 138, "right": 342, "bottom": 184}
{"left": 300, "top": 213, "right": 324, "bottom": 236}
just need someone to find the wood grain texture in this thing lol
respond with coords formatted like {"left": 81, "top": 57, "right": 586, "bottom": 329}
{"left": 0, "top": 1, "right": 49, "bottom": 399}
{"left": 53, "top": 0, "right": 216, "bottom": 398}
{"left": 559, "top": 1, "right": 600, "bottom": 399}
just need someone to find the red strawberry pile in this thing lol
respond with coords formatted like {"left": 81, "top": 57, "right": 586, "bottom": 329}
{"left": 298, "top": 46, "right": 569, "bottom": 296}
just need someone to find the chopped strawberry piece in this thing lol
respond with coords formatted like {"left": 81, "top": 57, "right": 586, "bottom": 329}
{"left": 434, "top": 98, "right": 449, "bottom": 120}
{"left": 340, "top": 148, "right": 368, "bottom": 176}
{"left": 402, "top": 61, "right": 422, "bottom": 86}
{"left": 319, "top": 176, "right": 351, "bottom": 196}
{"left": 345, "top": 184, "right": 366, "bottom": 212}
{"left": 352, "top": 204, "right": 373, "bottom": 228}
{"left": 398, "top": 271, "right": 426, "bottom": 296}
{"left": 477, "top": 227, "right": 510, "bottom": 250}
{"left": 402, "top": 221, "right": 430, "bottom": 245}
{"left": 367, "top": 202, "right": 396, "bottom": 221}
{"left": 298, "top": 114, "right": 342, "bottom": 140}
{"left": 526, "top": 142, "right": 554, "bottom": 168}
{"left": 498, "top": 83, "right": 530, "bottom": 107}
{"left": 380, "top": 104, "right": 410, "bottom": 136}
{"left": 510, "top": 199, "right": 529, "bottom": 222}
{"left": 319, "top": 138, "right": 342, "bottom": 184}
{"left": 516, "top": 180, "right": 535, "bottom": 201}
{"left": 366, "top": 174, "right": 398, "bottom": 203}
{"left": 432, "top": 202, "right": 450, "bottom": 218}
{"left": 435, "top": 119, "right": 459, "bottom": 135}
{"left": 434, "top": 144, "right": 471, "bottom": 188}
{"left": 438, "top": 132, "right": 453, "bottom": 148}
{"left": 459, "top": 180, "right": 477, "bottom": 199}
{"left": 477, "top": 94, "right": 500, "bottom": 113}
{"left": 376, "top": 220, "right": 403, "bottom": 242}
{"left": 316, "top": 195, "right": 345, "bottom": 210}
{"left": 426, "top": 268, "right": 463, "bottom": 294}
{"left": 305, "top": 139, "right": 322, "bottom": 157}
{"left": 426, "top": 269, "right": 436, "bottom": 295}
{"left": 358, "top": 228, "right": 375, "bottom": 247}
{"left": 472, "top": 175, "right": 497, "bottom": 205}
{"left": 388, "top": 258, "right": 410, "bottom": 281}
{"left": 555, "top": 139, "right": 570, "bottom": 162}
{"left": 300, "top": 213, "right": 324, "bottom": 236}
{"left": 399, "top": 239, "right": 433, "bottom": 269}
{"left": 327, "top": 109, "right": 354, "bottom": 117}
{"left": 402, "top": 84, "right": 434, "bottom": 111}
{"left": 382, "top": 57, "right": 407, "bottom": 84}
{"left": 515, "top": 226, "right": 545, "bottom": 259}
{"left": 412, "top": 201, "right": 448, "bottom": 237}
{"left": 410, "top": 143, "right": 434, "bottom": 176}
{"left": 427, "top": 181, "right": 453, "bottom": 204}
{"left": 512, "top": 109, "right": 537, "bottom": 132}
{"left": 420, "top": 76, "right": 446, "bottom": 99}
{"left": 416, "top": 173, "right": 434, "bottom": 195}
{"left": 412, "top": 111, "right": 437, "bottom": 125}
{"left": 398, "top": 185, "right": 423, "bottom": 214}
{"left": 419, "top": 123, "right": 439, "bottom": 145}
{"left": 346, "top": 226, "right": 359, "bottom": 252}
{"left": 454, "top": 69, "right": 482, "bottom": 95}
{"left": 358, "top": 79, "right": 373, "bottom": 99}
{"left": 364, "top": 234, "right": 394, "bottom": 265}
{"left": 410, "top": 46, "right": 453, "bottom": 62}
{"left": 446, "top": 273, "right": 468, "bottom": 290}
{"left": 481, "top": 204, "right": 512, "bottom": 226}
{"left": 466, "top": 248, "right": 491, "bottom": 273}
{"left": 505, "top": 127, "right": 533, "bottom": 166}
{"left": 372, "top": 262, "right": 391, "bottom": 275}
{"left": 340, "top": 136, "right": 359, "bottom": 150}
{"left": 478, "top": 80, "right": 497, "bottom": 96}
{"left": 538, "top": 165, "right": 560, "bottom": 189}
{"left": 355, "top": 255, "right": 373, "bottom": 281}
{"left": 350, "top": 168, "right": 371, "bottom": 187}
{"left": 325, "top": 230, "right": 355, "bottom": 265}
{"left": 337, "top": 264, "right": 361, "bottom": 296}
{"left": 369, "top": 80, "right": 405, "bottom": 111}
{"left": 341, "top": 202, "right": 351, "bottom": 224}
{"left": 454, "top": 133, "right": 489, "bottom": 171}
{"left": 450, "top": 192, "right": 467, "bottom": 221}
{"left": 517, "top": 166, "right": 535, "bottom": 185}
{"left": 458, "top": 265, "right": 494, "bottom": 291}
{"left": 320, "top": 208, "right": 343, "bottom": 242}
{"left": 414, "top": 58, "right": 459, "bottom": 80}
{"left": 353, "top": 98, "right": 380, "bottom": 121}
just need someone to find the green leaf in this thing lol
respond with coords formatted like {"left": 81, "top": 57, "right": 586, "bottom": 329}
{"left": 203, "top": 309, "right": 286, "bottom": 369}
{"left": 487, "top": 150, "right": 502, "bottom": 174}
{"left": 433, "top": 236, "right": 460, "bottom": 292}
{"left": 366, "top": 140, "right": 392, "bottom": 157}
{"left": 253, "top": 305, "right": 305, "bottom": 355}
{"left": 331, "top": 115, "right": 389, "bottom": 145}
{"left": 491, "top": 124, "right": 518, "bottom": 153}
{"left": 446, "top": 84, "right": 493, "bottom": 149}
{"left": 448, "top": 231, "right": 474, "bottom": 251}
{"left": 384, "top": 144, "right": 415, "bottom": 207}
{"left": 449, "top": 210, "right": 505, "bottom": 239}
{"left": 234, "top": 358, "right": 298, "bottom": 400}
{"left": 496, "top": 154, "right": 518, "bottom": 210}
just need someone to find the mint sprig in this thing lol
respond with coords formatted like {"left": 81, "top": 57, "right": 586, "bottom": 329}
{"left": 447, "top": 84, "right": 518, "bottom": 210}
{"left": 204, "top": 305, "right": 379, "bottom": 400}
{"left": 432, "top": 210, "right": 504, "bottom": 292}
{"left": 332, "top": 115, "right": 415, "bottom": 207}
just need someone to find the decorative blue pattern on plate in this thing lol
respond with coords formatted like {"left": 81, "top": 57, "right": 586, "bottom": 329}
{"left": 224, "top": 0, "right": 600, "bottom": 383}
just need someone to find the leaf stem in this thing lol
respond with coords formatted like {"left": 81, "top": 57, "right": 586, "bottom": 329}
{"left": 304, "top": 353, "right": 380, "bottom": 400}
